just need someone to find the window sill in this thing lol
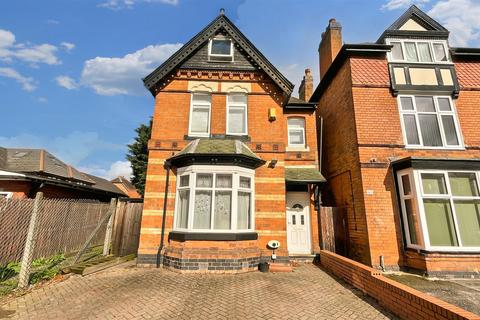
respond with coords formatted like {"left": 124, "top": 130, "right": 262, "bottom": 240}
{"left": 404, "top": 146, "right": 465, "bottom": 151}
{"left": 286, "top": 146, "right": 310, "bottom": 152}
{"left": 406, "top": 246, "right": 480, "bottom": 255}
{"left": 169, "top": 231, "right": 258, "bottom": 241}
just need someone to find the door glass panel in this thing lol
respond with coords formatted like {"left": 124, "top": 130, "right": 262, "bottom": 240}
{"left": 454, "top": 200, "right": 480, "bottom": 246}
{"left": 424, "top": 199, "right": 458, "bottom": 246}
{"left": 449, "top": 173, "right": 479, "bottom": 196}
{"left": 193, "top": 190, "right": 212, "bottom": 229}
{"left": 292, "top": 215, "right": 296, "bottom": 225}
{"left": 418, "top": 114, "right": 442, "bottom": 146}
{"left": 213, "top": 191, "right": 232, "bottom": 230}
{"left": 421, "top": 173, "right": 447, "bottom": 194}
{"left": 300, "top": 215, "right": 305, "bottom": 225}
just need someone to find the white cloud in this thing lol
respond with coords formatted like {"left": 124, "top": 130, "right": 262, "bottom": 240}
{"left": 98, "top": 0, "right": 178, "bottom": 10}
{"left": 0, "top": 131, "right": 124, "bottom": 166}
{"left": 80, "top": 43, "right": 182, "bottom": 95}
{"left": 382, "top": 0, "right": 430, "bottom": 10}
{"left": 56, "top": 75, "right": 78, "bottom": 90}
{"left": 37, "top": 97, "right": 48, "bottom": 103}
{"left": 0, "top": 28, "right": 60, "bottom": 65}
{"left": 0, "top": 67, "right": 36, "bottom": 91}
{"left": 80, "top": 161, "right": 133, "bottom": 180}
{"left": 428, "top": 0, "right": 480, "bottom": 46}
{"left": 61, "top": 42, "right": 75, "bottom": 52}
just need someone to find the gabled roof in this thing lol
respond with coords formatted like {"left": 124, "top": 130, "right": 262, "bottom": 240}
{"left": 143, "top": 12, "right": 293, "bottom": 97}
{"left": 377, "top": 5, "right": 449, "bottom": 43}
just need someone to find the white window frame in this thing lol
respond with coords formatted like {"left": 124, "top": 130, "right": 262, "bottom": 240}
{"left": 188, "top": 92, "right": 212, "bottom": 137}
{"left": 287, "top": 117, "right": 307, "bottom": 148}
{"left": 208, "top": 38, "right": 234, "bottom": 61}
{"left": 173, "top": 165, "right": 255, "bottom": 233}
{"left": 398, "top": 95, "right": 464, "bottom": 150}
{"left": 226, "top": 93, "right": 248, "bottom": 136}
{"left": 397, "top": 168, "right": 480, "bottom": 252}
{"left": 0, "top": 192, "right": 13, "bottom": 199}
{"left": 386, "top": 39, "right": 451, "bottom": 64}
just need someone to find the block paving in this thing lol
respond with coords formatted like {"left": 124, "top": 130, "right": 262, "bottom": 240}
{"left": 0, "top": 263, "right": 397, "bottom": 319}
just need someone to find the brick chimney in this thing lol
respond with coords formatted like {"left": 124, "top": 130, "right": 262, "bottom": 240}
{"left": 298, "top": 68, "right": 313, "bottom": 101}
{"left": 318, "top": 18, "right": 342, "bottom": 80}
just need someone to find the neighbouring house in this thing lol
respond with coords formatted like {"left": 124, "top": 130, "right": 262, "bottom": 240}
{"left": 0, "top": 147, "right": 126, "bottom": 201}
{"left": 137, "top": 9, "right": 325, "bottom": 272}
{"left": 310, "top": 5, "right": 480, "bottom": 277}
{"left": 111, "top": 176, "right": 142, "bottom": 198}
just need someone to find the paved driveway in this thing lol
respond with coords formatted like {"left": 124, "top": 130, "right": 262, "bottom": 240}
{"left": 0, "top": 263, "right": 396, "bottom": 319}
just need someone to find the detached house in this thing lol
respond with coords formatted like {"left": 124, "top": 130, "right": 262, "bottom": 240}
{"left": 312, "top": 6, "right": 480, "bottom": 276}
{"left": 137, "top": 10, "right": 324, "bottom": 271}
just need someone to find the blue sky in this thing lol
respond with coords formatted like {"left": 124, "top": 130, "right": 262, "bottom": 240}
{"left": 1, "top": 0, "right": 479, "bottom": 180}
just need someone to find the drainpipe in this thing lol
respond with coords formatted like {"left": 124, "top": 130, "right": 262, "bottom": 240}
{"left": 156, "top": 160, "right": 171, "bottom": 268}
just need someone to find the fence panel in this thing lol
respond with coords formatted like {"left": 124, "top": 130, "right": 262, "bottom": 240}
{"left": 112, "top": 200, "right": 143, "bottom": 257}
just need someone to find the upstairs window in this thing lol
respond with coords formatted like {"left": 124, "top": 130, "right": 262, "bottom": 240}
{"left": 227, "top": 94, "right": 248, "bottom": 135}
{"left": 387, "top": 40, "right": 450, "bottom": 63}
{"left": 208, "top": 38, "right": 233, "bottom": 61}
{"left": 398, "top": 95, "right": 462, "bottom": 148}
{"left": 189, "top": 93, "right": 211, "bottom": 137}
{"left": 287, "top": 118, "right": 306, "bottom": 147}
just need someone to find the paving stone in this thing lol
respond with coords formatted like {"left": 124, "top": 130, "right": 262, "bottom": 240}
{"left": 0, "top": 264, "right": 397, "bottom": 319}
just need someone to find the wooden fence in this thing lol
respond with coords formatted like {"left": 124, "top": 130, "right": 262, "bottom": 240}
{"left": 111, "top": 199, "right": 143, "bottom": 257}
{"left": 319, "top": 206, "right": 349, "bottom": 256}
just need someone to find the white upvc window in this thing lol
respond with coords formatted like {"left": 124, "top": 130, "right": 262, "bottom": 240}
{"left": 208, "top": 38, "right": 233, "bottom": 61}
{"left": 387, "top": 39, "right": 451, "bottom": 64}
{"left": 226, "top": 93, "right": 248, "bottom": 135}
{"left": 173, "top": 165, "right": 255, "bottom": 232}
{"left": 398, "top": 95, "right": 463, "bottom": 149}
{"left": 188, "top": 93, "right": 211, "bottom": 137}
{"left": 0, "top": 192, "right": 13, "bottom": 199}
{"left": 287, "top": 117, "right": 306, "bottom": 147}
{"left": 398, "top": 168, "right": 480, "bottom": 252}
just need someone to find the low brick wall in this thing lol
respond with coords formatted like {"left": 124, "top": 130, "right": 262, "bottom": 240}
{"left": 319, "top": 250, "right": 480, "bottom": 320}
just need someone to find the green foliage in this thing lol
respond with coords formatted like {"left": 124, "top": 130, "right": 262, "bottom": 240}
{"left": 0, "top": 262, "right": 20, "bottom": 282}
{"left": 126, "top": 118, "right": 152, "bottom": 196}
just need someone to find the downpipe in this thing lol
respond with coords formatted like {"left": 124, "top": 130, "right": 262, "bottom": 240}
{"left": 156, "top": 161, "right": 171, "bottom": 268}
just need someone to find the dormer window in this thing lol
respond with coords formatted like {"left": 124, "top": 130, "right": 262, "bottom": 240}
{"left": 208, "top": 38, "right": 233, "bottom": 61}
{"left": 387, "top": 39, "right": 450, "bottom": 63}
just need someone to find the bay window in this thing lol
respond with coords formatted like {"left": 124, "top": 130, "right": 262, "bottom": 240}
{"left": 387, "top": 39, "right": 450, "bottom": 63}
{"left": 189, "top": 93, "right": 211, "bottom": 137}
{"left": 174, "top": 166, "right": 254, "bottom": 232}
{"left": 227, "top": 94, "right": 248, "bottom": 135}
{"left": 397, "top": 169, "right": 480, "bottom": 251}
{"left": 398, "top": 95, "right": 462, "bottom": 148}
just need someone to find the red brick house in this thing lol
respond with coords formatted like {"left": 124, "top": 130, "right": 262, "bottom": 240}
{"left": 311, "top": 6, "right": 480, "bottom": 276}
{"left": 0, "top": 147, "right": 126, "bottom": 201}
{"left": 137, "top": 10, "right": 325, "bottom": 272}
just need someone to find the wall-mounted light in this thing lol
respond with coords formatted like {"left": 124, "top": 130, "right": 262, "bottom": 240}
{"left": 268, "top": 108, "right": 276, "bottom": 121}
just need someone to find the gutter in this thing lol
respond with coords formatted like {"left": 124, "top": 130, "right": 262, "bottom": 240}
{"left": 157, "top": 160, "right": 171, "bottom": 268}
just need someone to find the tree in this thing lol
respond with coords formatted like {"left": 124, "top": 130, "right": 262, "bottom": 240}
{"left": 126, "top": 118, "right": 152, "bottom": 196}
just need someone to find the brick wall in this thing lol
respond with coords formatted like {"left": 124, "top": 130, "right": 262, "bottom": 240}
{"left": 319, "top": 250, "right": 480, "bottom": 320}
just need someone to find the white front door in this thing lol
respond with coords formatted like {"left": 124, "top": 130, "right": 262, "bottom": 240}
{"left": 286, "top": 192, "right": 311, "bottom": 254}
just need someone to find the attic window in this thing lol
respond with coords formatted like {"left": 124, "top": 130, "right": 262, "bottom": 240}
{"left": 209, "top": 38, "right": 233, "bottom": 61}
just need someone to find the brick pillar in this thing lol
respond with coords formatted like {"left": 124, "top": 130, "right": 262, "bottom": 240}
{"left": 318, "top": 18, "right": 342, "bottom": 80}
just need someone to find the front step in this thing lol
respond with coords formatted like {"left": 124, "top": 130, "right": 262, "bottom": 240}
{"left": 289, "top": 255, "right": 318, "bottom": 264}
